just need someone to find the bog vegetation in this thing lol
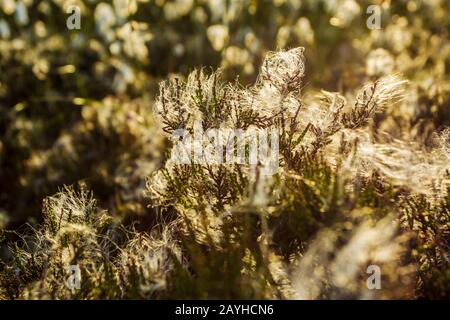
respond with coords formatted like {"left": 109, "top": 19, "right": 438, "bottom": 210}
{"left": 0, "top": 0, "right": 449, "bottom": 299}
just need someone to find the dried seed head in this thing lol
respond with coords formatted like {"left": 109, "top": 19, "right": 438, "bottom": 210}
{"left": 259, "top": 47, "right": 306, "bottom": 94}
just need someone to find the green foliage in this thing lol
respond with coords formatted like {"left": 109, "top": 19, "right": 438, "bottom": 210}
{"left": 0, "top": 0, "right": 449, "bottom": 300}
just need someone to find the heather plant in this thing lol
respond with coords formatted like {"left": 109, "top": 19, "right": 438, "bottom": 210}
{"left": 2, "top": 0, "right": 450, "bottom": 226}
{"left": 0, "top": 184, "right": 181, "bottom": 299}
{"left": 0, "top": 0, "right": 449, "bottom": 301}
{"left": 1, "top": 47, "right": 450, "bottom": 299}
{"left": 145, "top": 47, "right": 449, "bottom": 299}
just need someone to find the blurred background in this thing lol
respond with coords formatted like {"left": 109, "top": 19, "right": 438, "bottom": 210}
{"left": 0, "top": 0, "right": 449, "bottom": 229}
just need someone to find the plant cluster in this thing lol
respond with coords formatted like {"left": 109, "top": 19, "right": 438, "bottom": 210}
{"left": 1, "top": 47, "right": 449, "bottom": 299}
{"left": 0, "top": 0, "right": 449, "bottom": 299}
